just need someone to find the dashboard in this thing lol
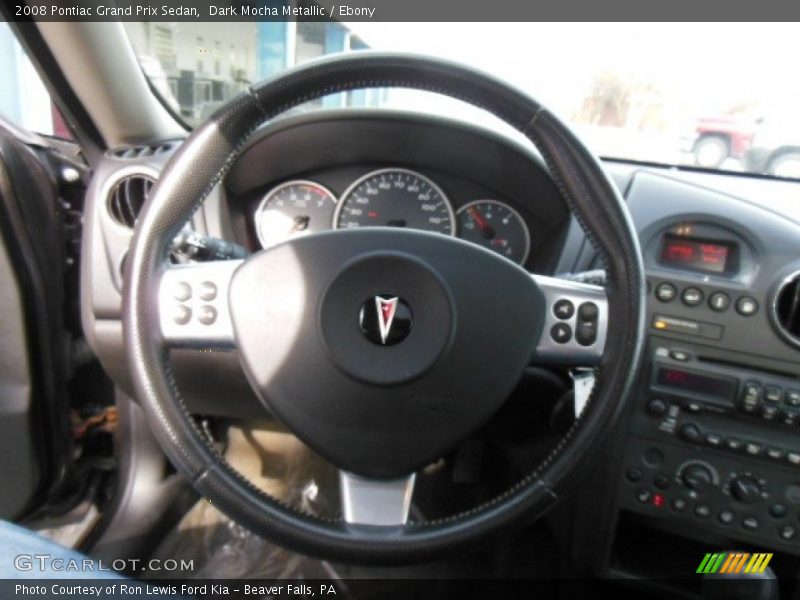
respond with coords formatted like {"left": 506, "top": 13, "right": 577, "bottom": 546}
{"left": 80, "top": 109, "right": 800, "bottom": 590}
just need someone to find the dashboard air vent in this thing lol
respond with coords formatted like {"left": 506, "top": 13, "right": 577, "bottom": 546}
{"left": 109, "top": 143, "right": 175, "bottom": 159}
{"left": 774, "top": 272, "right": 800, "bottom": 347}
{"left": 107, "top": 174, "right": 155, "bottom": 228}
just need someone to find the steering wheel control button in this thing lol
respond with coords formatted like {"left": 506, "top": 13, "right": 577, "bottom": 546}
{"left": 736, "top": 296, "right": 759, "bottom": 316}
{"left": 578, "top": 302, "right": 599, "bottom": 321}
{"left": 681, "top": 287, "right": 704, "bottom": 307}
{"left": 198, "top": 281, "right": 217, "bottom": 301}
{"left": 709, "top": 292, "right": 730, "bottom": 312}
{"left": 550, "top": 323, "right": 572, "bottom": 344}
{"left": 359, "top": 295, "right": 413, "bottom": 346}
{"left": 173, "top": 305, "right": 192, "bottom": 325}
{"left": 553, "top": 299, "right": 574, "bottom": 320}
{"left": 655, "top": 282, "right": 677, "bottom": 302}
{"left": 197, "top": 305, "right": 217, "bottom": 326}
{"left": 173, "top": 282, "right": 192, "bottom": 301}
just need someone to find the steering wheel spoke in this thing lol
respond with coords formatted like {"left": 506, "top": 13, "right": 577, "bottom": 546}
{"left": 158, "top": 259, "right": 242, "bottom": 348}
{"left": 339, "top": 471, "right": 416, "bottom": 526}
{"left": 531, "top": 274, "right": 608, "bottom": 367}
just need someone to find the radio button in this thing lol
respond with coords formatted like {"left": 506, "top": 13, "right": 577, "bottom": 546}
{"left": 553, "top": 299, "right": 575, "bottom": 319}
{"left": 718, "top": 509, "right": 735, "bottom": 525}
{"left": 780, "top": 525, "right": 796, "bottom": 540}
{"left": 694, "top": 504, "right": 711, "bottom": 519}
{"left": 786, "top": 389, "right": 800, "bottom": 406}
{"left": 745, "top": 442, "right": 763, "bottom": 456}
{"left": 726, "top": 438, "right": 744, "bottom": 452}
{"left": 781, "top": 410, "right": 797, "bottom": 426}
{"left": 740, "top": 381, "right": 762, "bottom": 413}
{"left": 787, "top": 452, "right": 800, "bottom": 467}
{"left": 705, "top": 433, "right": 723, "bottom": 447}
{"left": 669, "top": 349, "right": 691, "bottom": 361}
{"left": 767, "top": 447, "right": 786, "bottom": 461}
{"left": 655, "top": 282, "right": 677, "bottom": 302}
{"left": 550, "top": 323, "right": 572, "bottom": 344}
{"left": 762, "top": 405, "right": 779, "bottom": 420}
{"left": 709, "top": 292, "right": 730, "bottom": 312}
{"left": 765, "top": 385, "right": 783, "bottom": 404}
{"left": 742, "top": 516, "right": 760, "bottom": 531}
{"left": 736, "top": 296, "right": 759, "bottom": 316}
{"left": 680, "top": 423, "right": 702, "bottom": 443}
{"left": 769, "top": 503, "right": 788, "bottom": 519}
{"left": 646, "top": 398, "right": 668, "bottom": 417}
{"left": 682, "top": 287, "right": 704, "bottom": 307}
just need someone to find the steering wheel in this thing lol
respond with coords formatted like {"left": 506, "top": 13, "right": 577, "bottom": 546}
{"left": 124, "top": 53, "right": 645, "bottom": 563}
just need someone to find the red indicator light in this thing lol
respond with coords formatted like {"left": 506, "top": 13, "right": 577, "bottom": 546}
{"left": 653, "top": 494, "right": 665, "bottom": 508}
{"left": 368, "top": 211, "right": 378, "bottom": 218}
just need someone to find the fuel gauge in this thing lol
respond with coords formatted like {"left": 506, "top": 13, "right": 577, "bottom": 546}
{"left": 456, "top": 199, "right": 531, "bottom": 265}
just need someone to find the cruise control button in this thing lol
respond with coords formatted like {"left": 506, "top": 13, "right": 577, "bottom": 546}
{"left": 575, "top": 320, "right": 598, "bottom": 346}
{"left": 198, "top": 281, "right": 217, "bottom": 301}
{"left": 173, "top": 305, "right": 191, "bottom": 325}
{"left": 682, "top": 287, "right": 704, "bottom": 307}
{"left": 550, "top": 323, "right": 572, "bottom": 344}
{"left": 553, "top": 299, "right": 574, "bottom": 320}
{"left": 173, "top": 282, "right": 192, "bottom": 302}
{"left": 197, "top": 305, "right": 217, "bottom": 326}
{"left": 655, "top": 283, "right": 677, "bottom": 302}
{"left": 708, "top": 292, "right": 730, "bottom": 312}
{"left": 736, "top": 296, "right": 759, "bottom": 316}
{"left": 577, "top": 302, "right": 599, "bottom": 321}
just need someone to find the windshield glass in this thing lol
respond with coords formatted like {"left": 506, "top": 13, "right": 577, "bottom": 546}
{"left": 125, "top": 22, "right": 800, "bottom": 178}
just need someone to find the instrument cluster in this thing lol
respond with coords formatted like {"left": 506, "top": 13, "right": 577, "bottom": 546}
{"left": 254, "top": 167, "right": 532, "bottom": 265}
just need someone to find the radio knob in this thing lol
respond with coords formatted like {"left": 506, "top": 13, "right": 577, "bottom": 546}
{"left": 729, "top": 476, "right": 762, "bottom": 504}
{"left": 680, "top": 463, "right": 714, "bottom": 491}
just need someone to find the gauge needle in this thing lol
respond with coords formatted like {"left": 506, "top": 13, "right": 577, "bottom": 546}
{"left": 468, "top": 207, "right": 495, "bottom": 239}
{"left": 292, "top": 215, "right": 310, "bottom": 232}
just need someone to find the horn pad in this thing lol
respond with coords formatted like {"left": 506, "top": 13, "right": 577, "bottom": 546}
{"left": 229, "top": 229, "right": 544, "bottom": 478}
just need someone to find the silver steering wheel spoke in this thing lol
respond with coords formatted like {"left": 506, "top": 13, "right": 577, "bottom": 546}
{"left": 158, "top": 259, "right": 243, "bottom": 348}
{"left": 531, "top": 274, "right": 608, "bottom": 367}
{"left": 339, "top": 471, "right": 416, "bottom": 526}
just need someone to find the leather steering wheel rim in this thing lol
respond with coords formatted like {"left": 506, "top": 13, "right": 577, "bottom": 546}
{"left": 124, "top": 52, "right": 645, "bottom": 564}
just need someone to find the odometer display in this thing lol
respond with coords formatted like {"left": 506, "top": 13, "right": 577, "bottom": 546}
{"left": 334, "top": 168, "right": 455, "bottom": 235}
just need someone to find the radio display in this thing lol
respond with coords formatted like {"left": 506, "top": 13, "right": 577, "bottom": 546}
{"left": 659, "top": 234, "right": 736, "bottom": 275}
{"left": 655, "top": 367, "right": 737, "bottom": 401}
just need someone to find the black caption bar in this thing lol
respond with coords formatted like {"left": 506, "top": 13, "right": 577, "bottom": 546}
{"left": 3, "top": 0, "right": 800, "bottom": 22}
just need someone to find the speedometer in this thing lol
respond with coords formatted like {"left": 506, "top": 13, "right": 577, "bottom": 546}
{"left": 333, "top": 168, "right": 455, "bottom": 235}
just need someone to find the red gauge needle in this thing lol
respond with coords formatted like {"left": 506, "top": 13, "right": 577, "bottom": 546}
{"left": 468, "top": 207, "right": 495, "bottom": 239}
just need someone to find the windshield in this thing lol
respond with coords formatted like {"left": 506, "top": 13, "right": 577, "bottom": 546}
{"left": 125, "top": 22, "right": 800, "bottom": 178}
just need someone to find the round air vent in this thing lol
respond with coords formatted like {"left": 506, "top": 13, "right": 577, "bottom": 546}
{"left": 773, "top": 271, "right": 800, "bottom": 348}
{"left": 107, "top": 174, "right": 155, "bottom": 228}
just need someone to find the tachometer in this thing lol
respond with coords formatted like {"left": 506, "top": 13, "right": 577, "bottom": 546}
{"left": 334, "top": 168, "right": 455, "bottom": 235}
{"left": 456, "top": 199, "right": 531, "bottom": 265}
{"left": 255, "top": 180, "right": 337, "bottom": 249}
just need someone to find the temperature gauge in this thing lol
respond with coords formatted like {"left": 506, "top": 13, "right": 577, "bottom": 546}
{"left": 456, "top": 199, "right": 531, "bottom": 265}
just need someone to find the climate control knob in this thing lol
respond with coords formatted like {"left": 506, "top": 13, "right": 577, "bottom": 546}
{"left": 680, "top": 463, "right": 714, "bottom": 492}
{"left": 729, "top": 476, "right": 762, "bottom": 504}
